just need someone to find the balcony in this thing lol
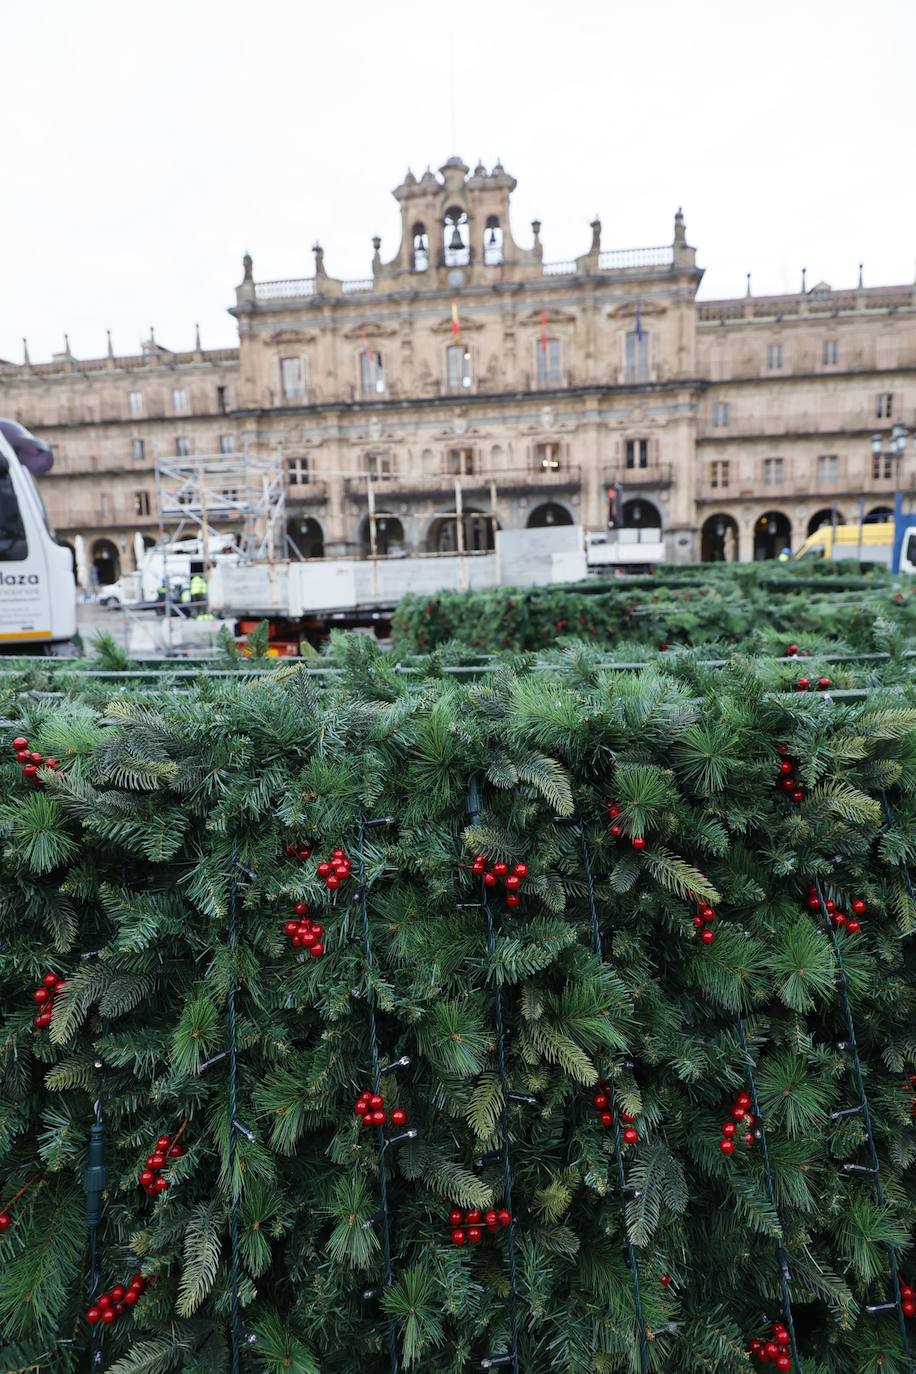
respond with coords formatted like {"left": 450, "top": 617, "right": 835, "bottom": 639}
{"left": 605, "top": 463, "right": 673, "bottom": 489}
{"left": 344, "top": 465, "right": 582, "bottom": 502}
{"left": 285, "top": 479, "right": 329, "bottom": 505}
{"left": 697, "top": 412, "right": 904, "bottom": 441}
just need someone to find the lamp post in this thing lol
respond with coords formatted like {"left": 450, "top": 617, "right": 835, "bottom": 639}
{"left": 871, "top": 423, "right": 909, "bottom": 521}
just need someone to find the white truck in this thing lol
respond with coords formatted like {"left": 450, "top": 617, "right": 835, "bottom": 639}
{"left": 0, "top": 420, "right": 76, "bottom": 653}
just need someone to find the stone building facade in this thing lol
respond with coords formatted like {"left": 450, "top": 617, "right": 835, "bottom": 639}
{"left": 1, "top": 157, "right": 914, "bottom": 584}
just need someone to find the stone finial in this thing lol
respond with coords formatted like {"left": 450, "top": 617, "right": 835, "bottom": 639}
{"left": 857, "top": 262, "right": 864, "bottom": 288}
{"left": 106, "top": 329, "right": 114, "bottom": 358}
{"left": 746, "top": 272, "right": 752, "bottom": 297}
{"left": 242, "top": 253, "right": 253, "bottom": 282}
{"left": 589, "top": 216, "right": 602, "bottom": 254}
{"left": 312, "top": 241, "right": 326, "bottom": 278}
{"left": 194, "top": 323, "right": 202, "bottom": 352}
{"left": 404, "top": 168, "right": 417, "bottom": 186}
{"left": 674, "top": 208, "right": 686, "bottom": 244}
{"left": 63, "top": 333, "right": 72, "bottom": 357}
{"left": 149, "top": 326, "right": 156, "bottom": 346}
{"left": 22, "top": 338, "right": 30, "bottom": 366}
{"left": 474, "top": 159, "right": 486, "bottom": 176}
{"left": 801, "top": 267, "right": 807, "bottom": 293}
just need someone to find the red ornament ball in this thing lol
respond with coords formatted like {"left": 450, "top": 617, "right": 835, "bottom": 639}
{"left": 86, "top": 1307, "right": 100, "bottom": 1323}
{"left": 776, "top": 1357, "right": 792, "bottom": 1372}
{"left": 791, "top": 789, "right": 804, "bottom": 803}
{"left": 513, "top": 862, "right": 528, "bottom": 877}
{"left": 505, "top": 894, "right": 520, "bottom": 907}
{"left": 631, "top": 836, "right": 646, "bottom": 851}
{"left": 720, "top": 1138, "right": 735, "bottom": 1154}
{"left": 700, "top": 929, "right": 715, "bottom": 945}
{"left": 722, "top": 1121, "right": 736, "bottom": 1138}
{"left": 623, "top": 1127, "right": 639, "bottom": 1145}
{"left": 660, "top": 1273, "right": 671, "bottom": 1286}
{"left": 593, "top": 1092, "right": 608, "bottom": 1110}
{"left": 852, "top": 898, "right": 866, "bottom": 915}
{"left": 736, "top": 1092, "right": 751, "bottom": 1108}
{"left": 448, "top": 1208, "right": 463, "bottom": 1226}
{"left": 391, "top": 1108, "right": 407, "bottom": 1125}
{"left": 497, "top": 1208, "right": 511, "bottom": 1227}
{"left": 610, "top": 824, "right": 623, "bottom": 838}
{"left": 451, "top": 1228, "right": 466, "bottom": 1246}
{"left": 846, "top": 920, "right": 860, "bottom": 935}
{"left": 11, "top": 736, "right": 28, "bottom": 751}
{"left": 467, "top": 1226, "right": 482, "bottom": 1243}
{"left": 0, "top": 1212, "right": 10, "bottom": 1230}
{"left": 123, "top": 1289, "right": 139, "bottom": 1306}
{"left": 818, "top": 677, "right": 831, "bottom": 689}
{"left": 140, "top": 1169, "right": 155, "bottom": 1186}
{"left": 465, "top": 1209, "right": 481, "bottom": 1224}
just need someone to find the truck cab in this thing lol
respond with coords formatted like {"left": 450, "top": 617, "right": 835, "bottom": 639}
{"left": 0, "top": 420, "right": 77, "bottom": 651}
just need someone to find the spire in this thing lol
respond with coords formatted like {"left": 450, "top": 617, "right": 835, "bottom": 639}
{"left": 63, "top": 333, "right": 72, "bottom": 358}
{"left": 149, "top": 325, "right": 156, "bottom": 347}
{"left": 801, "top": 267, "right": 807, "bottom": 293}
{"left": 22, "top": 338, "right": 30, "bottom": 366}
{"left": 194, "top": 322, "right": 202, "bottom": 352}
{"left": 858, "top": 262, "right": 864, "bottom": 289}
{"left": 106, "top": 329, "right": 114, "bottom": 359}
{"left": 746, "top": 272, "right": 752, "bottom": 297}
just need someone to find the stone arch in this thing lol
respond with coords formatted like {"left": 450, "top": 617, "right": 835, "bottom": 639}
{"left": 807, "top": 508, "right": 844, "bottom": 535}
{"left": 287, "top": 517, "right": 324, "bottom": 559}
{"left": 484, "top": 215, "right": 504, "bottom": 265}
{"left": 865, "top": 505, "right": 894, "bottom": 523}
{"left": 411, "top": 222, "right": 429, "bottom": 271}
{"left": 426, "top": 507, "right": 498, "bottom": 554}
{"left": 360, "top": 513, "right": 405, "bottom": 557}
{"left": 753, "top": 510, "right": 792, "bottom": 560}
{"left": 526, "top": 501, "right": 574, "bottom": 529}
{"left": 91, "top": 538, "right": 120, "bottom": 586}
{"left": 701, "top": 513, "right": 739, "bottom": 562}
{"left": 622, "top": 497, "right": 662, "bottom": 529}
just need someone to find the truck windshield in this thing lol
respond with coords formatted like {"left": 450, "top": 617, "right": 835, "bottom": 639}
{"left": 0, "top": 466, "right": 28, "bottom": 560}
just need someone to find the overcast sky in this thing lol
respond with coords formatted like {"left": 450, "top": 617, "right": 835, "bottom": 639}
{"left": 5, "top": 0, "right": 915, "bottom": 364}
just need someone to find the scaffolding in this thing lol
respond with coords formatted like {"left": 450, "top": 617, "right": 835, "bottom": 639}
{"left": 154, "top": 442, "right": 287, "bottom": 565}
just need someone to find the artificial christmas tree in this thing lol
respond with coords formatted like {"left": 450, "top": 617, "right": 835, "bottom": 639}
{"left": 0, "top": 638, "right": 914, "bottom": 1372}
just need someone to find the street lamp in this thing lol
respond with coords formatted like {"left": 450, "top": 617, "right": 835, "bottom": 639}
{"left": 871, "top": 424, "right": 909, "bottom": 518}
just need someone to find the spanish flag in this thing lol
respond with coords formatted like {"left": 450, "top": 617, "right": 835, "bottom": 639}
{"left": 451, "top": 299, "right": 460, "bottom": 338}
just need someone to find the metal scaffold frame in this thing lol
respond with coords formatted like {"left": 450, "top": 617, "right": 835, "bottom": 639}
{"left": 153, "top": 440, "right": 288, "bottom": 564}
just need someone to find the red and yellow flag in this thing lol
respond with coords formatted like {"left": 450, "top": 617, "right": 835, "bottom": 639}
{"left": 450, "top": 299, "right": 460, "bottom": 339}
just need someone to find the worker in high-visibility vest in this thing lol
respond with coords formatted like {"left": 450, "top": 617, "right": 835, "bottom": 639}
{"left": 189, "top": 573, "right": 208, "bottom": 601}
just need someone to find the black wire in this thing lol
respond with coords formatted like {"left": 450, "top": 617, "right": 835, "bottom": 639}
{"left": 813, "top": 878, "right": 914, "bottom": 1371}
{"left": 579, "top": 825, "right": 649, "bottom": 1374}
{"left": 227, "top": 836, "right": 241, "bottom": 1374}
{"left": 357, "top": 807, "right": 399, "bottom": 1374}
{"left": 468, "top": 779, "right": 520, "bottom": 1374}
{"left": 735, "top": 1015, "right": 802, "bottom": 1372}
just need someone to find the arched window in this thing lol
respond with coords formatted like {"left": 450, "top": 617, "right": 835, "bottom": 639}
{"left": 622, "top": 498, "right": 661, "bottom": 530}
{"left": 447, "top": 344, "right": 472, "bottom": 391}
{"left": 527, "top": 503, "right": 574, "bottom": 529}
{"left": 753, "top": 511, "right": 792, "bottom": 560}
{"left": 359, "top": 347, "right": 385, "bottom": 395}
{"left": 428, "top": 509, "right": 496, "bottom": 553}
{"left": 412, "top": 222, "right": 429, "bottom": 272}
{"left": 701, "top": 514, "right": 739, "bottom": 562}
{"left": 865, "top": 506, "right": 894, "bottom": 524}
{"left": 808, "top": 508, "right": 844, "bottom": 535}
{"left": 536, "top": 338, "right": 561, "bottom": 386}
{"left": 287, "top": 517, "right": 324, "bottom": 559}
{"left": 361, "top": 513, "right": 404, "bottom": 557}
{"left": 484, "top": 216, "right": 504, "bottom": 265}
{"left": 443, "top": 207, "right": 470, "bottom": 267}
{"left": 91, "top": 539, "right": 120, "bottom": 587}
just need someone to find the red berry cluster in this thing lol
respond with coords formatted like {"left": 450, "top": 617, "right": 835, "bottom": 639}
{"left": 32, "top": 971, "right": 64, "bottom": 1030}
{"left": 901, "top": 1280, "right": 915, "bottom": 1318}
{"left": 775, "top": 743, "right": 804, "bottom": 805}
{"left": 284, "top": 902, "right": 324, "bottom": 957}
{"left": 138, "top": 1132, "right": 183, "bottom": 1196}
{"left": 719, "top": 1091, "right": 757, "bottom": 1154}
{"left": 448, "top": 1205, "right": 512, "bottom": 1245}
{"left": 317, "top": 848, "right": 351, "bottom": 891}
{"left": 804, "top": 887, "right": 864, "bottom": 934}
{"left": 86, "top": 1273, "right": 149, "bottom": 1325}
{"left": 785, "top": 643, "right": 801, "bottom": 657}
{"left": 285, "top": 839, "right": 313, "bottom": 862}
{"left": 691, "top": 900, "right": 717, "bottom": 946}
{"left": 590, "top": 1081, "right": 639, "bottom": 1141}
{"left": 471, "top": 855, "right": 527, "bottom": 907}
{"left": 749, "top": 1319, "right": 793, "bottom": 1370}
{"left": 11, "top": 735, "right": 59, "bottom": 789}
{"left": 796, "top": 675, "right": 831, "bottom": 692}
{"left": 606, "top": 801, "right": 646, "bottom": 850}
{"left": 353, "top": 1090, "right": 407, "bottom": 1129}
{"left": 0, "top": 1209, "right": 10, "bottom": 1232}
